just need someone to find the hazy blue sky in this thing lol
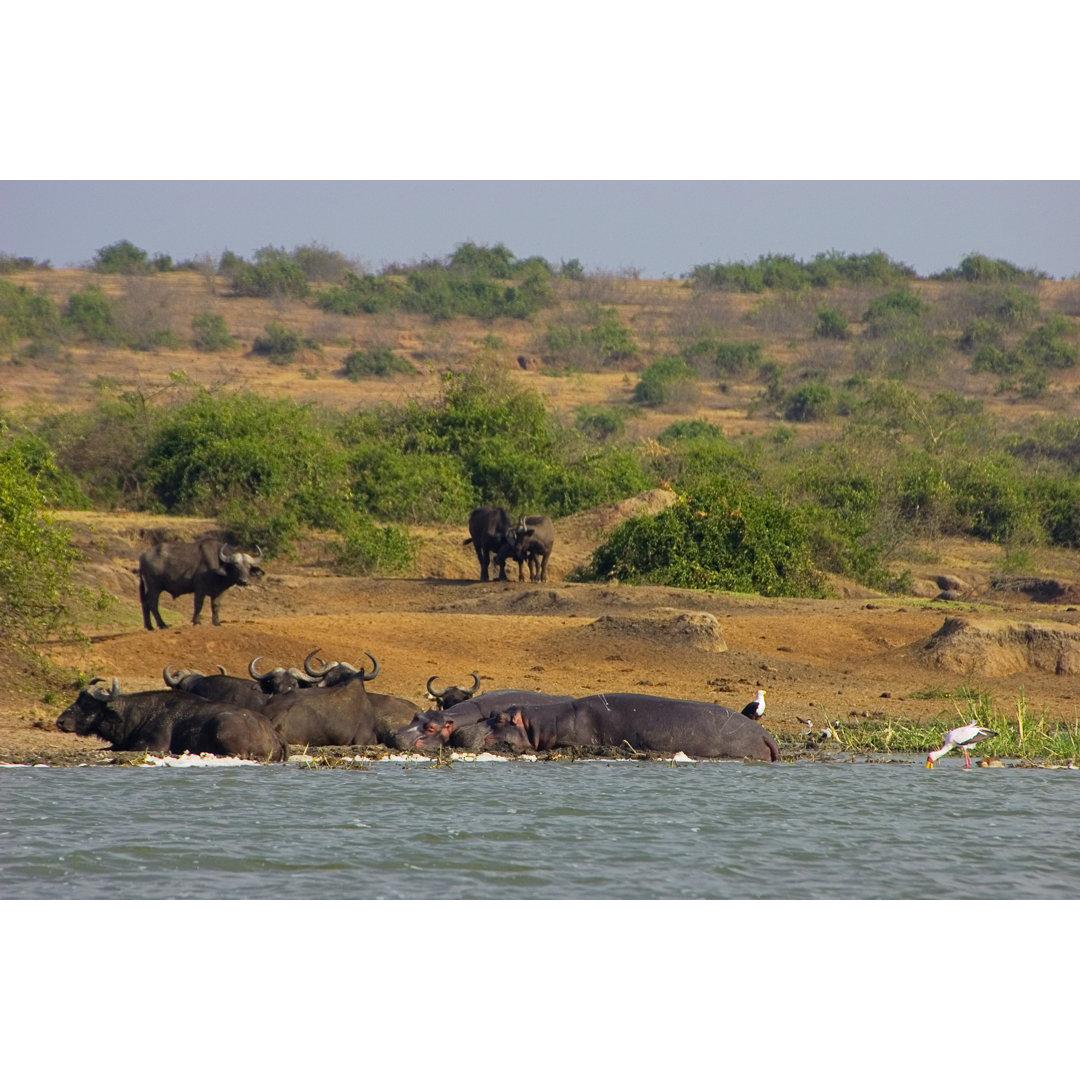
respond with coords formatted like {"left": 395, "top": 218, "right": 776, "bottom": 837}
{"left": 4, "top": 180, "right": 1078, "bottom": 279}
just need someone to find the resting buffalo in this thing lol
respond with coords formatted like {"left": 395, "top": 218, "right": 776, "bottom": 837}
{"left": 425, "top": 673, "right": 481, "bottom": 710}
{"left": 261, "top": 652, "right": 380, "bottom": 746}
{"left": 56, "top": 679, "right": 287, "bottom": 761}
{"left": 162, "top": 658, "right": 315, "bottom": 712}
{"left": 138, "top": 539, "right": 264, "bottom": 630}
{"left": 463, "top": 506, "right": 511, "bottom": 581}
{"left": 463, "top": 693, "right": 781, "bottom": 761}
{"left": 388, "top": 690, "right": 576, "bottom": 750}
{"left": 495, "top": 515, "right": 554, "bottom": 582}
{"left": 302, "top": 650, "right": 416, "bottom": 742}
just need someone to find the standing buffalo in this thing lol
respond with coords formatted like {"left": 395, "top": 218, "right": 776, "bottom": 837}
{"left": 495, "top": 515, "right": 554, "bottom": 582}
{"left": 137, "top": 539, "right": 264, "bottom": 630}
{"left": 56, "top": 678, "right": 287, "bottom": 761}
{"left": 463, "top": 693, "right": 781, "bottom": 761}
{"left": 463, "top": 506, "right": 511, "bottom": 581}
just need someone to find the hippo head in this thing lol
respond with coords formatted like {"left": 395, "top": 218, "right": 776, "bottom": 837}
{"left": 388, "top": 713, "right": 456, "bottom": 751}
{"left": 475, "top": 708, "right": 534, "bottom": 753}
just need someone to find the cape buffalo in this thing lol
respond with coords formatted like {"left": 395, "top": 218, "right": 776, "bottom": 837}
{"left": 495, "top": 515, "right": 554, "bottom": 582}
{"left": 425, "top": 673, "right": 482, "bottom": 710}
{"left": 463, "top": 506, "right": 511, "bottom": 581}
{"left": 56, "top": 679, "right": 287, "bottom": 761}
{"left": 138, "top": 539, "right": 263, "bottom": 630}
{"left": 162, "top": 658, "right": 315, "bottom": 712}
{"left": 303, "top": 650, "right": 418, "bottom": 742}
{"left": 261, "top": 652, "right": 381, "bottom": 746}
{"left": 464, "top": 693, "right": 781, "bottom": 761}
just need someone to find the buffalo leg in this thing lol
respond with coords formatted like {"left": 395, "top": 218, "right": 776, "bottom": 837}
{"left": 141, "top": 586, "right": 167, "bottom": 630}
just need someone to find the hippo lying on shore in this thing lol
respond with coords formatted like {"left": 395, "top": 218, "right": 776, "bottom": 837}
{"left": 388, "top": 690, "right": 576, "bottom": 750}
{"left": 457, "top": 693, "right": 781, "bottom": 761}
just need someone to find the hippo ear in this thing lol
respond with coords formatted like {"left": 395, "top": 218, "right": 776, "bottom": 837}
{"left": 441, "top": 720, "right": 456, "bottom": 737}
{"left": 508, "top": 708, "right": 527, "bottom": 729}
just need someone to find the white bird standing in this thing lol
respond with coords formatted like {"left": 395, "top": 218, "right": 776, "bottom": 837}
{"left": 926, "top": 722, "right": 998, "bottom": 769}
{"left": 742, "top": 690, "right": 766, "bottom": 720}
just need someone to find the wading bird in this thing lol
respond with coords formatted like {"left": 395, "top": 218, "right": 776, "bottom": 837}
{"left": 926, "top": 722, "right": 998, "bottom": 769}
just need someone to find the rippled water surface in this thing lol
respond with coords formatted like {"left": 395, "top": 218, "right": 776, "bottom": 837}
{"left": 3, "top": 757, "right": 1079, "bottom": 899}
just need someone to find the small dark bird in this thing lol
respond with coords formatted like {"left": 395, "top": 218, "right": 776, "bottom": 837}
{"left": 742, "top": 690, "right": 766, "bottom": 719}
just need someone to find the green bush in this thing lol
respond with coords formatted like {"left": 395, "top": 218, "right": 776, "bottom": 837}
{"left": 0, "top": 281, "right": 62, "bottom": 346}
{"left": 958, "top": 318, "right": 1004, "bottom": 352}
{"left": 559, "top": 258, "right": 586, "bottom": 280}
{"left": 573, "top": 477, "right": 826, "bottom": 597}
{"left": 973, "top": 285, "right": 1040, "bottom": 328}
{"left": 632, "top": 356, "right": 700, "bottom": 407}
{"left": 539, "top": 306, "right": 637, "bottom": 369}
{"left": 865, "top": 289, "right": 927, "bottom": 322}
{"left": 92, "top": 239, "right": 150, "bottom": 275}
{"left": 447, "top": 242, "right": 517, "bottom": 278}
{"left": 317, "top": 271, "right": 405, "bottom": 315}
{"left": 783, "top": 381, "right": 834, "bottom": 421}
{"left": 142, "top": 392, "right": 351, "bottom": 552}
{"left": 252, "top": 321, "right": 314, "bottom": 363}
{"left": 814, "top": 306, "right": 850, "bottom": 340}
{"left": 934, "top": 253, "right": 1044, "bottom": 283}
{"left": 0, "top": 430, "right": 82, "bottom": 642}
{"left": 191, "top": 311, "right": 235, "bottom": 352}
{"left": 0, "top": 253, "right": 44, "bottom": 273}
{"left": 66, "top": 285, "right": 124, "bottom": 344}
{"left": 1016, "top": 316, "right": 1077, "bottom": 369}
{"left": 230, "top": 247, "right": 310, "bottom": 299}
{"left": 343, "top": 347, "right": 415, "bottom": 379}
{"left": 290, "top": 243, "right": 352, "bottom": 283}
{"left": 332, "top": 515, "right": 415, "bottom": 575}
{"left": 574, "top": 405, "right": 628, "bottom": 441}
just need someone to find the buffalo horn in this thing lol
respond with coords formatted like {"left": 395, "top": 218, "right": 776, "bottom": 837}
{"left": 217, "top": 665, "right": 228, "bottom": 675}
{"left": 304, "top": 649, "right": 332, "bottom": 678}
{"left": 359, "top": 652, "right": 380, "bottom": 682}
{"left": 426, "top": 675, "right": 444, "bottom": 700}
{"left": 466, "top": 672, "right": 481, "bottom": 694}
{"left": 249, "top": 656, "right": 273, "bottom": 680}
{"left": 163, "top": 665, "right": 184, "bottom": 688}
{"left": 88, "top": 676, "right": 121, "bottom": 700}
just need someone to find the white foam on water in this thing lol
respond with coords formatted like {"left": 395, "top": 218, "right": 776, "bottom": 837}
{"left": 138, "top": 752, "right": 262, "bottom": 768}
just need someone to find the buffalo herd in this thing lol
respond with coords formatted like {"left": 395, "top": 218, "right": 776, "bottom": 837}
{"left": 54, "top": 510, "right": 781, "bottom": 762}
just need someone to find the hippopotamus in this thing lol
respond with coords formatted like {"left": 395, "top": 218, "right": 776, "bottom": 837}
{"left": 463, "top": 693, "right": 781, "bottom": 761}
{"left": 388, "top": 690, "right": 576, "bottom": 751}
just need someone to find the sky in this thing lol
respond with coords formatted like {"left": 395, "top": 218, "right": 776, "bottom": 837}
{"left": 5, "top": 5, "right": 1079, "bottom": 280}
{"left": 3, "top": 179, "right": 1079, "bottom": 279}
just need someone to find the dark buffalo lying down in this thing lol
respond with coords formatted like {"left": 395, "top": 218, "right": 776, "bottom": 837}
{"left": 162, "top": 658, "right": 315, "bottom": 712}
{"left": 56, "top": 680, "right": 287, "bottom": 762}
{"left": 388, "top": 690, "right": 576, "bottom": 750}
{"left": 261, "top": 654, "right": 380, "bottom": 747}
{"left": 138, "top": 539, "right": 263, "bottom": 630}
{"left": 463, "top": 506, "right": 511, "bottom": 581}
{"left": 457, "top": 693, "right": 781, "bottom": 761}
{"left": 301, "top": 650, "right": 417, "bottom": 742}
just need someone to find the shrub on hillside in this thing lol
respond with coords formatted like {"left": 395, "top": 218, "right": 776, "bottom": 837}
{"left": 66, "top": 285, "right": 125, "bottom": 344}
{"left": 814, "top": 306, "right": 850, "bottom": 340}
{"left": 230, "top": 247, "right": 310, "bottom": 299}
{"left": 632, "top": 356, "right": 700, "bottom": 408}
{"left": 933, "top": 253, "right": 1044, "bottom": 283}
{"left": 343, "top": 347, "right": 415, "bottom": 379}
{"left": 783, "top": 381, "right": 834, "bottom": 422}
{"left": 191, "top": 311, "right": 235, "bottom": 352}
{"left": 0, "top": 281, "right": 62, "bottom": 346}
{"left": 290, "top": 243, "right": 353, "bottom": 283}
{"left": 0, "top": 430, "right": 82, "bottom": 642}
{"left": 572, "top": 477, "right": 827, "bottom": 597}
{"left": 92, "top": 240, "right": 150, "bottom": 275}
{"left": 538, "top": 306, "right": 637, "bottom": 369}
{"left": 252, "top": 321, "right": 317, "bottom": 363}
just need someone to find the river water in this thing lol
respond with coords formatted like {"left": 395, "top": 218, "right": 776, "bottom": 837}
{"left": 5, "top": 754, "right": 1080, "bottom": 900}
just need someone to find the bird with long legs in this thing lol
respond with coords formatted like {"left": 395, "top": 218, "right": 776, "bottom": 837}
{"left": 926, "top": 722, "right": 998, "bottom": 769}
